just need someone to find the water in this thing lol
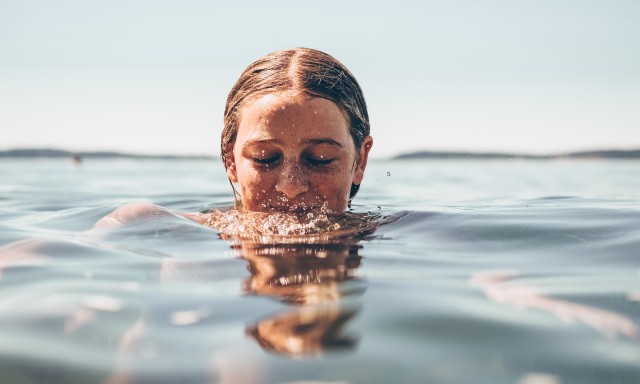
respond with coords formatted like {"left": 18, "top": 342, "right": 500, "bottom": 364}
{"left": 1, "top": 158, "right": 640, "bottom": 384}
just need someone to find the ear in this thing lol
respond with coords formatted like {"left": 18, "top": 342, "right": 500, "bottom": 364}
{"left": 352, "top": 136, "right": 373, "bottom": 185}
{"left": 225, "top": 153, "right": 238, "bottom": 183}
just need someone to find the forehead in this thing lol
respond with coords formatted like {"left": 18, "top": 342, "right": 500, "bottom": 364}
{"left": 237, "top": 93, "right": 350, "bottom": 140}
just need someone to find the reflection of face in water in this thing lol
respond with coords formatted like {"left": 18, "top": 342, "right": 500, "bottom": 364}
{"left": 236, "top": 240, "right": 366, "bottom": 358}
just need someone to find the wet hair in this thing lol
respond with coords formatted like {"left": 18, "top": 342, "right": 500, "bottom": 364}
{"left": 221, "top": 47, "right": 370, "bottom": 173}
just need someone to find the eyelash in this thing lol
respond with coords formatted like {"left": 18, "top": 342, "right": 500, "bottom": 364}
{"left": 306, "top": 157, "right": 334, "bottom": 167}
{"left": 251, "top": 156, "right": 334, "bottom": 167}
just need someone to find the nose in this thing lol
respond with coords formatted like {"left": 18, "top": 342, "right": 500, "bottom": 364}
{"left": 275, "top": 161, "right": 309, "bottom": 199}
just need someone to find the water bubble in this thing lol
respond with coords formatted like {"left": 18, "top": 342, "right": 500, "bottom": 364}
{"left": 387, "top": 172, "right": 391, "bottom": 176}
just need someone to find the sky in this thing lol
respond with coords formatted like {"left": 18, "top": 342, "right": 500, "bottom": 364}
{"left": 1, "top": 0, "right": 639, "bottom": 158}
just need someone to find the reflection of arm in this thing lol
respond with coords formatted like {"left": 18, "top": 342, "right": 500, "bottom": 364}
{"left": 470, "top": 270, "right": 638, "bottom": 339}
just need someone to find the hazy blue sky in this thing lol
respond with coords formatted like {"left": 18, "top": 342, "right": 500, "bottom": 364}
{"left": 1, "top": 0, "right": 639, "bottom": 158}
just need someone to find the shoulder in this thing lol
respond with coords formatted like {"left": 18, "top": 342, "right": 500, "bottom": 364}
{"left": 93, "top": 203, "right": 210, "bottom": 229}
{"left": 93, "top": 203, "right": 175, "bottom": 228}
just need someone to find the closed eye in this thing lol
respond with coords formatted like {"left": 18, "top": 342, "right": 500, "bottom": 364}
{"left": 253, "top": 156, "right": 280, "bottom": 165}
{"left": 306, "top": 157, "right": 334, "bottom": 167}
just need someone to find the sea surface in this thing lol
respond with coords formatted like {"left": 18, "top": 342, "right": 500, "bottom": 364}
{"left": 1, "top": 158, "right": 640, "bottom": 384}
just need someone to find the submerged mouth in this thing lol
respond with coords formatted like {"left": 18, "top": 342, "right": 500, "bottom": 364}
{"left": 269, "top": 205, "right": 318, "bottom": 213}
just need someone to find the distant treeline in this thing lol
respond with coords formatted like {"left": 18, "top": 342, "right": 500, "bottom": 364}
{"left": 0, "top": 149, "right": 214, "bottom": 160}
{"left": 393, "top": 149, "right": 640, "bottom": 160}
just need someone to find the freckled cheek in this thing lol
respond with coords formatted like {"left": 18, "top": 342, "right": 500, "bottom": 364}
{"left": 237, "top": 167, "right": 277, "bottom": 204}
{"left": 309, "top": 166, "right": 352, "bottom": 206}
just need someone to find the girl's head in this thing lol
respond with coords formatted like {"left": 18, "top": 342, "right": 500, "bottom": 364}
{"left": 222, "top": 48, "right": 373, "bottom": 213}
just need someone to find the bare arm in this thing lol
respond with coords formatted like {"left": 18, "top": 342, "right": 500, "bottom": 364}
{"left": 470, "top": 270, "right": 638, "bottom": 339}
{"left": 93, "top": 203, "right": 209, "bottom": 229}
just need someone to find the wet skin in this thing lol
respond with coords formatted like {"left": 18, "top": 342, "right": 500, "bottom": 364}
{"left": 226, "top": 93, "right": 373, "bottom": 213}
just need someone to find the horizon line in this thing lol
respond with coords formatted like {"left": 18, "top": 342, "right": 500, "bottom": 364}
{"left": 1, "top": 147, "right": 640, "bottom": 160}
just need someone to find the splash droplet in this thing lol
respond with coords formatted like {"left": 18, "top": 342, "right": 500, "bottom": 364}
{"left": 204, "top": 201, "right": 379, "bottom": 238}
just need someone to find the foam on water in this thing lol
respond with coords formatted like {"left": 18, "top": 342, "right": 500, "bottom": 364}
{"left": 203, "top": 203, "right": 385, "bottom": 243}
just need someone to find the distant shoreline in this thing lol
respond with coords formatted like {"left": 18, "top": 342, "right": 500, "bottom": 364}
{"left": 0, "top": 149, "right": 215, "bottom": 160}
{"left": 1, "top": 148, "right": 639, "bottom": 160}
{"left": 392, "top": 149, "right": 640, "bottom": 160}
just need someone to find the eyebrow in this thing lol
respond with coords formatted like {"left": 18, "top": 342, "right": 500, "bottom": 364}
{"left": 300, "top": 138, "right": 344, "bottom": 147}
{"left": 244, "top": 138, "right": 282, "bottom": 147}
{"left": 243, "top": 138, "right": 344, "bottom": 147}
